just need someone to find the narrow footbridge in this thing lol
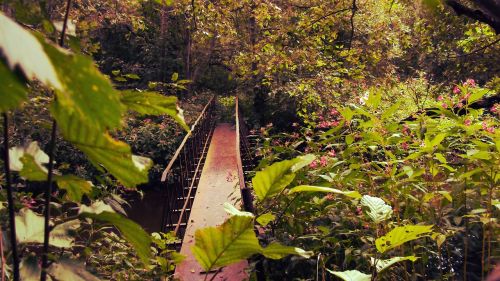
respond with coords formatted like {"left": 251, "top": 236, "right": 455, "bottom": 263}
{"left": 159, "top": 96, "right": 257, "bottom": 280}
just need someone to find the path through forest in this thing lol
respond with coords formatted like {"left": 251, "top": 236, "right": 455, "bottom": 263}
{"left": 174, "top": 123, "right": 248, "bottom": 281}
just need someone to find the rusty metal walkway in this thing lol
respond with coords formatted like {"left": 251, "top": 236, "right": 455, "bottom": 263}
{"left": 157, "top": 96, "right": 257, "bottom": 280}
{"left": 174, "top": 123, "right": 248, "bottom": 280}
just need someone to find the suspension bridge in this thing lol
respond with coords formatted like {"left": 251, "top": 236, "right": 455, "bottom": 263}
{"left": 135, "top": 96, "right": 258, "bottom": 280}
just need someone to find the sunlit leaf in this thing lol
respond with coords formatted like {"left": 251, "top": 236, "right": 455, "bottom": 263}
{"left": 78, "top": 201, "right": 115, "bottom": 215}
{"left": 256, "top": 213, "right": 276, "bottom": 226}
{"left": 121, "top": 91, "right": 189, "bottom": 131}
{"left": 81, "top": 211, "right": 151, "bottom": 265}
{"left": 370, "top": 256, "right": 418, "bottom": 273}
{"left": 326, "top": 269, "right": 371, "bottom": 281}
{"left": 16, "top": 208, "right": 79, "bottom": 248}
{"left": 0, "top": 12, "right": 63, "bottom": 90}
{"left": 288, "top": 185, "right": 361, "bottom": 199}
{"left": 360, "top": 195, "right": 393, "bottom": 223}
{"left": 252, "top": 155, "right": 313, "bottom": 201}
{"left": 261, "top": 242, "right": 312, "bottom": 259}
{"left": 0, "top": 61, "right": 27, "bottom": 112}
{"left": 53, "top": 106, "right": 150, "bottom": 188}
{"left": 56, "top": 175, "right": 93, "bottom": 202}
{"left": 48, "top": 259, "right": 100, "bottom": 281}
{"left": 375, "top": 225, "right": 434, "bottom": 253}
{"left": 191, "top": 214, "right": 259, "bottom": 271}
{"left": 41, "top": 39, "right": 124, "bottom": 133}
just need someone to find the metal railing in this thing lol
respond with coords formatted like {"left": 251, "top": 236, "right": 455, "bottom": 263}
{"left": 160, "top": 96, "right": 216, "bottom": 239}
{"left": 235, "top": 96, "right": 256, "bottom": 212}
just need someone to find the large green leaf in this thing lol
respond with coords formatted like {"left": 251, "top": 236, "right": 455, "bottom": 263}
{"left": 16, "top": 208, "right": 80, "bottom": 248}
{"left": 256, "top": 213, "right": 276, "bottom": 226}
{"left": 288, "top": 185, "right": 361, "bottom": 199}
{"left": 0, "top": 12, "right": 63, "bottom": 91}
{"left": 371, "top": 256, "right": 418, "bottom": 273}
{"left": 326, "top": 269, "right": 371, "bottom": 281}
{"left": 56, "top": 175, "right": 93, "bottom": 202}
{"left": 47, "top": 259, "right": 100, "bottom": 281}
{"left": 375, "top": 225, "right": 434, "bottom": 253}
{"left": 252, "top": 155, "right": 314, "bottom": 201}
{"left": 81, "top": 211, "right": 151, "bottom": 265}
{"left": 121, "top": 90, "right": 189, "bottom": 131}
{"left": 0, "top": 61, "right": 27, "bottom": 112}
{"left": 360, "top": 195, "right": 393, "bottom": 223}
{"left": 192, "top": 204, "right": 311, "bottom": 271}
{"left": 261, "top": 242, "right": 312, "bottom": 259}
{"left": 41, "top": 39, "right": 123, "bottom": 133}
{"left": 191, "top": 212, "right": 260, "bottom": 271}
{"left": 53, "top": 105, "right": 151, "bottom": 187}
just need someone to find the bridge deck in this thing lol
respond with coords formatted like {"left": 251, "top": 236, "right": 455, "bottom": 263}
{"left": 174, "top": 123, "right": 248, "bottom": 281}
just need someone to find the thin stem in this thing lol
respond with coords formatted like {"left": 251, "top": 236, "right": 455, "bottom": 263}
{"left": 40, "top": 120, "right": 57, "bottom": 281}
{"left": 41, "top": 1, "right": 71, "bottom": 279}
{"left": 2, "top": 113, "right": 19, "bottom": 281}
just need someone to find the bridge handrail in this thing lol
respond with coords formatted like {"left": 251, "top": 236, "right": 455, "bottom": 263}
{"left": 161, "top": 96, "right": 215, "bottom": 182}
{"left": 235, "top": 96, "right": 255, "bottom": 212}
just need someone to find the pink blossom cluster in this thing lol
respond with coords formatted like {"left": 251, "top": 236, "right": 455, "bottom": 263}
{"left": 317, "top": 108, "right": 342, "bottom": 129}
{"left": 482, "top": 121, "right": 495, "bottom": 133}
{"left": 309, "top": 150, "right": 336, "bottom": 169}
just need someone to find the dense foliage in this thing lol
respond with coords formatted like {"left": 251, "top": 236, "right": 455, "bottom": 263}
{"left": 0, "top": 0, "right": 498, "bottom": 280}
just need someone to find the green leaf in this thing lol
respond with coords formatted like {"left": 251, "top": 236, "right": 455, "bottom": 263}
{"left": 381, "top": 102, "right": 401, "bottom": 120}
{"left": 20, "top": 256, "right": 41, "bottom": 281}
{"left": 56, "top": 175, "right": 93, "bottom": 202}
{"left": 124, "top": 73, "right": 140, "bottom": 80}
{"left": 366, "top": 89, "right": 381, "bottom": 108}
{"left": 0, "top": 61, "right": 27, "bottom": 112}
{"left": 290, "top": 154, "right": 316, "bottom": 172}
{"left": 252, "top": 160, "right": 296, "bottom": 201}
{"left": 81, "top": 211, "right": 151, "bottom": 265}
{"left": 171, "top": 72, "right": 179, "bottom": 82}
{"left": 0, "top": 12, "right": 63, "bottom": 90}
{"left": 261, "top": 242, "right": 312, "bottom": 259}
{"left": 16, "top": 208, "right": 79, "bottom": 248}
{"left": 256, "top": 213, "right": 276, "bottom": 226}
{"left": 468, "top": 88, "right": 489, "bottom": 104}
{"left": 41, "top": 39, "right": 124, "bottom": 133}
{"left": 191, "top": 214, "right": 260, "bottom": 271}
{"left": 288, "top": 185, "right": 361, "bottom": 199}
{"left": 48, "top": 259, "right": 100, "bottom": 281}
{"left": 435, "top": 153, "right": 447, "bottom": 164}
{"left": 375, "top": 225, "right": 434, "bottom": 253}
{"left": 360, "top": 195, "right": 393, "bottom": 223}
{"left": 78, "top": 201, "right": 115, "bottom": 215}
{"left": 326, "top": 269, "right": 371, "bottom": 281}
{"left": 53, "top": 107, "right": 150, "bottom": 188}
{"left": 371, "top": 256, "right": 418, "bottom": 273}
{"left": 465, "top": 149, "right": 491, "bottom": 160}
{"left": 121, "top": 91, "right": 189, "bottom": 131}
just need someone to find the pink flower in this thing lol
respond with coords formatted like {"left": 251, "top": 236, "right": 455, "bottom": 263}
{"left": 465, "top": 79, "right": 476, "bottom": 87}
{"left": 328, "top": 150, "right": 336, "bottom": 157}
{"left": 309, "top": 160, "right": 318, "bottom": 169}
{"left": 441, "top": 103, "right": 448, "bottom": 109}
{"left": 144, "top": 118, "right": 152, "bottom": 124}
{"left": 437, "top": 95, "right": 444, "bottom": 101}
{"left": 356, "top": 206, "right": 363, "bottom": 215}
{"left": 487, "top": 127, "right": 495, "bottom": 133}
{"left": 324, "top": 193, "right": 335, "bottom": 200}
{"left": 491, "top": 104, "right": 499, "bottom": 113}
{"left": 482, "top": 121, "right": 488, "bottom": 130}
{"left": 402, "top": 124, "right": 410, "bottom": 135}
{"left": 320, "top": 156, "right": 328, "bottom": 167}
{"left": 330, "top": 108, "right": 339, "bottom": 116}
{"left": 456, "top": 102, "right": 463, "bottom": 108}
{"left": 464, "top": 119, "right": 472, "bottom": 126}
{"left": 401, "top": 142, "right": 409, "bottom": 150}
{"left": 462, "top": 93, "right": 471, "bottom": 101}
{"left": 453, "top": 86, "right": 461, "bottom": 94}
